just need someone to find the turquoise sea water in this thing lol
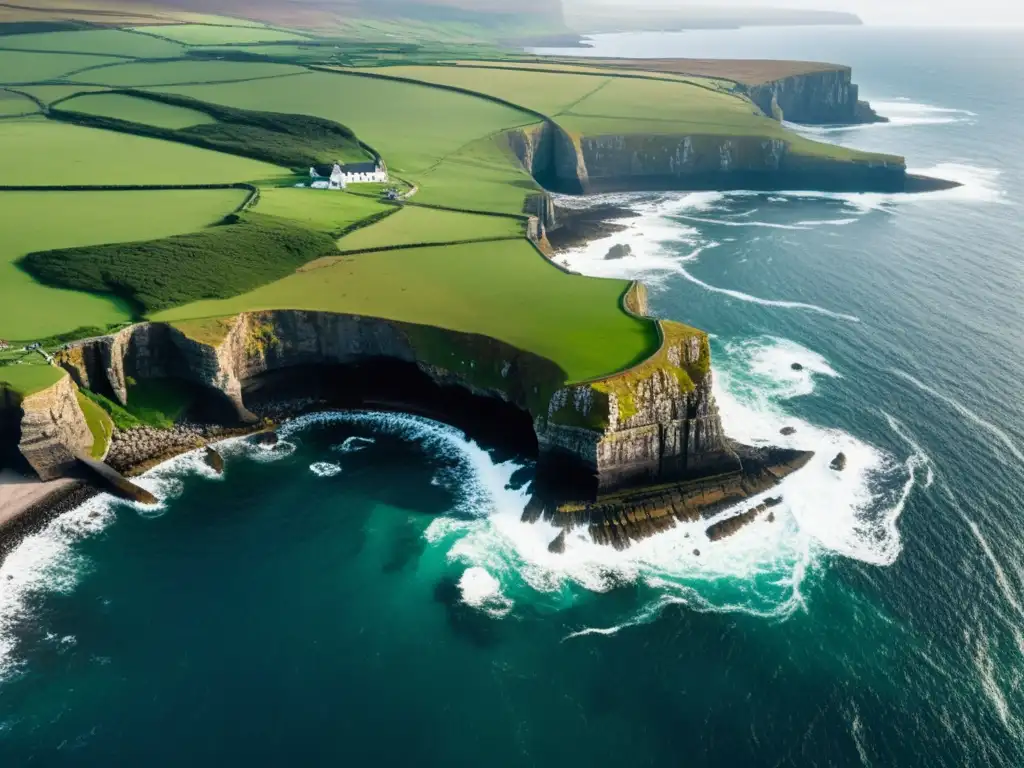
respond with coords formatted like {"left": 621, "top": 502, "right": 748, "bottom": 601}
{"left": 2, "top": 27, "right": 1024, "bottom": 766}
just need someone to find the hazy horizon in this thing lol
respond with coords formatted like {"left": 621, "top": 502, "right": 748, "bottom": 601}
{"left": 567, "top": 0, "right": 1024, "bottom": 27}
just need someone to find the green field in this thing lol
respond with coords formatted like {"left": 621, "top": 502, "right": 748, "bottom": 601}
{"left": 58, "top": 91, "right": 216, "bottom": 128}
{"left": 153, "top": 239, "right": 657, "bottom": 383}
{"left": 10, "top": 84, "right": 106, "bottom": 104}
{"left": 69, "top": 60, "right": 308, "bottom": 87}
{"left": 0, "top": 29, "right": 184, "bottom": 57}
{"left": 77, "top": 388, "right": 113, "bottom": 458}
{"left": 0, "top": 189, "right": 248, "bottom": 340}
{"left": 0, "top": 362, "right": 65, "bottom": 398}
{"left": 0, "top": 120, "right": 284, "bottom": 184}
{"left": 367, "top": 65, "right": 613, "bottom": 116}
{"left": 0, "top": 50, "right": 122, "bottom": 83}
{"left": 564, "top": 76, "right": 762, "bottom": 128}
{"left": 451, "top": 60, "right": 736, "bottom": 90}
{"left": 254, "top": 187, "right": 390, "bottom": 234}
{"left": 131, "top": 23, "right": 311, "bottom": 45}
{"left": 336, "top": 205, "right": 522, "bottom": 251}
{"left": 364, "top": 63, "right": 892, "bottom": 165}
{"left": 156, "top": 71, "right": 542, "bottom": 213}
{"left": 0, "top": 89, "right": 37, "bottom": 115}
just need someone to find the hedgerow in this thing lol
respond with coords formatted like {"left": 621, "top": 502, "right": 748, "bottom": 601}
{"left": 20, "top": 213, "right": 338, "bottom": 314}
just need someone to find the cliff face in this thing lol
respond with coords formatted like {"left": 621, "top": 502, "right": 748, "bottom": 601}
{"left": 538, "top": 320, "right": 738, "bottom": 493}
{"left": 33, "top": 308, "right": 816, "bottom": 548}
{"left": 52, "top": 310, "right": 734, "bottom": 498}
{"left": 748, "top": 69, "right": 885, "bottom": 125}
{"left": 510, "top": 122, "right": 905, "bottom": 195}
{"left": 15, "top": 374, "right": 92, "bottom": 481}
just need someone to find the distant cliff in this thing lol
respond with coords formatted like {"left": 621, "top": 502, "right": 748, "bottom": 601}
{"left": 510, "top": 121, "right": 907, "bottom": 195}
{"left": 747, "top": 68, "right": 886, "bottom": 125}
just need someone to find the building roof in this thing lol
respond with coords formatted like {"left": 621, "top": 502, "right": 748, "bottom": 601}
{"left": 339, "top": 162, "right": 380, "bottom": 174}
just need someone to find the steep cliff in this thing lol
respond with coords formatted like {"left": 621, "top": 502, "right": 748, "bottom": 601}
{"left": 14, "top": 373, "right": 93, "bottom": 481}
{"left": 53, "top": 309, "right": 733, "bottom": 493}
{"left": 510, "top": 121, "right": 907, "bottom": 195}
{"left": 43, "top": 306, "right": 812, "bottom": 547}
{"left": 748, "top": 68, "right": 886, "bottom": 125}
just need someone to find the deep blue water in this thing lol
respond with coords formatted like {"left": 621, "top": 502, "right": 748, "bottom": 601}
{"left": 2, "top": 27, "right": 1024, "bottom": 767}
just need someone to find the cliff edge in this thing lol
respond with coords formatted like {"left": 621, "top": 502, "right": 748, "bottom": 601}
{"left": 0, "top": 295, "right": 812, "bottom": 547}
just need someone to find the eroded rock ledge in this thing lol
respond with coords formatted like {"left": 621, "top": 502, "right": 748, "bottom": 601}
{"left": 9, "top": 295, "right": 812, "bottom": 547}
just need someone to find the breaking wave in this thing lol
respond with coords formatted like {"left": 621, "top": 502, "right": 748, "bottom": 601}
{"left": 310, "top": 462, "right": 343, "bottom": 478}
{"left": 0, "top": 443, "right": 236, "bottom": 682}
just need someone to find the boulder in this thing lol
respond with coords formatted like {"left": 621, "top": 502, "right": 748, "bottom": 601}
{"left": 791, "top": 363, "right": 804, "bottom": 371}
{"left": 780, "top": 426, "right": 797, "bottom": 436}
{"left": 548, "top": 530, "right": 567, "bottom": 554}
{"left": 604, "top": 243, "right": 633, "bottom": 260}
{"left": 830, "top": 452, "right": 848, "bottom": 472}
{"left": 693, "top": 549, "right": 701, "bottom": 557}
{"left": 204, "top": 446, "right": 225, "bottom": 474}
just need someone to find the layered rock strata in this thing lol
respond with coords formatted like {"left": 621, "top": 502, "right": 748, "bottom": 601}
{"left": 15, "top": 374, "right": 92, "bottom": 481}
{"left": 529, "top": 448, "right": 812, "bottom": 550}
{"left": 511, "top": 120, "right": 909, "bottom": 195}
{"left": 18, "top": 303, "right": 814, "bottom": 548}
{"left": 747, "top": 68, "right": 886, "bottom": 125}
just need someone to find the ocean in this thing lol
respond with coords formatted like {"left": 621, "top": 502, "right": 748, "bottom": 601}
{"left": 2, "top": 26, "right": 1023, "bottom": 766}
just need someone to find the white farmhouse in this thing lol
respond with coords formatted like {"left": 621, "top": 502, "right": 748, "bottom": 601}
{"left": 308, "top": 161, "right": 388, "bottom": 190}
{"left": 334, "top": 161, "right": 389, "bottom": 185}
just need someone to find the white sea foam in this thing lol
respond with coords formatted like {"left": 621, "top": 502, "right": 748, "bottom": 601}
{"left": 334, "top": 436, "right": 375, "bottom": 454}
{"left": 678, "top": 214, "right": 812, "bottom": 230}
{"left": 676, "top": 263, "right": 862, "bottom": 322}
{"left": 891, "top": 369, "right": 1024, "bottom": 467}
{"left": 430, "top": 335, "right": 918, "bottom": 627}
{"left": 457, "top": 567, "right": 513, "bottom": 618}
{"left": 0, "top": 497, "right": 115, "bottom": 682}
{"left": 310, "top": 462, "right": 342, "bottom": 478}
{"left": 0, "top": 441, "right": 245, "bottom": 679}
{"left": 557, "top": 195, "right": 864, "bottom": 322}
{"left": 713, "top": 339, "right": 918, "bottom": 568}
{"left": 790, "top": 99, "right": 976, "bottom": 135}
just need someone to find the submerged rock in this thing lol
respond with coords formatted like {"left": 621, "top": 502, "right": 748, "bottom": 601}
{"left": 780, "top": 426, "right": 797, "bottom": 436}
{"left": 548, "top": 530, "right": 567, "bottom": 554}
{"left": 791, "top": 363, "right": 804, "bottom": 371}
{"left": 204, "top": 446, "right": 224, "bottom": 474}
{"left": 830, "top": 452, "right": 848, "bottom": 472}
{"left": 604, "top": 243, "right": 633, "bottom": 260}
{"left": 254, "top": 431, "right": 279, "bottom": 448}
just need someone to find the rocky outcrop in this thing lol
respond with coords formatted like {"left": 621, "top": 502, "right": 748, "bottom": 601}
{"left": 16, "top": 374, "right": 93, "bottom": 481}
{"left": 605, "top": 243, "right": 632, "bottom": 260}
{"left": 510, "top": 121, "right": 909, "bottom": 195}
{"left": 538, "top": 322, "right": 737, "bottom": 494}
{"left": 748, "top": 68, "right": 887, "bottom": 125}
{"left": 706, "top": 496, "right": 782, "bottom": 542}
{"left": 55, "top": 311, "right": 737, "bottom": 501}
{"left": 547, "top": 447, "right": 811, "bottom": 550}
{"left": 42, "top": 307, "right": 816, "bottom": 548}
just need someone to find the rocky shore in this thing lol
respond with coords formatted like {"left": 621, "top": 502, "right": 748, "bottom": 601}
{"left": 0, "top": 397, "right": 331, "bottom": 563}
